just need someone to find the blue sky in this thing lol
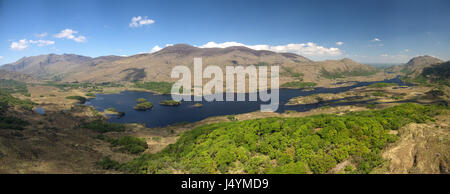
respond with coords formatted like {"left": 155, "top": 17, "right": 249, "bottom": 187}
{"left": 1, "top": 0, "right": 450, "bottom": 64}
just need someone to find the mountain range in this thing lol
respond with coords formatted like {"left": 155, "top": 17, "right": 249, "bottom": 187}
{"left": 5, "top": 44, "right": 445, "bottom": 84}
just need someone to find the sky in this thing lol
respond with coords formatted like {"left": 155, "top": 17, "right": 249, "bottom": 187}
{"left": 1, "top": 0, "right": 450, "bottom": 64}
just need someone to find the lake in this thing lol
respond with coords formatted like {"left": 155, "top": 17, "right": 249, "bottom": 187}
{"left": 85, "top": 77, "right": 407, "bottom": 128}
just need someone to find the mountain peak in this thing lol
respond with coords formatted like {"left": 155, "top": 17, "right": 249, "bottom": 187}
{"left": 407, "top": 55, "right": 442, "bottom": 65}
{"left": 406, "top": 55, "right": 443, "bottom": 68}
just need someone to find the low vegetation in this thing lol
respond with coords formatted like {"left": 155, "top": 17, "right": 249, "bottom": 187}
{"left": 81, "top": 120, "right": 126, "bottom": 133}
{"left": 321, "top": 69, "right": 377, "bottom": 79}
{"left": 0, "top": 91, "right": 33, "bottom": 130}
{"left": 420, "top": 61, "right": 450, "bottom": 86}
{"left": 159, "top": 100, "right": 181, "bottom": 106}
{"left": 0, "top": 116, "right": 29, "bottom": 130}
{"left": 134, "top": 102, "right": 153, "bottom": 110}
{"left": 121, "top": 103, "right": 445, "bottom": 174}
{"left": 98, "top": 157, "right": 122, "bottom": 170}
{"left": 367, "top": 83, "right": 398, "bottom": 88}
{"left": 136, "top": 98, "right": 147, "bottom": 103}
{"left": 133, "top": 81, "right": 173, "bottom": 94}
{"left": 86, "top": 92, "right": 96, "bottom": 97}
{"left": 281, "top": 81, "right": 317, "bottom": 89}
{"left": 0, "top": 91, "right": 35, "bottom": 112}
{"left": 254, "top": 62, "right": 270, "bottom": 66}
{"left": 45, "top": 81, "right": 123, "bottom": 92}
{"left": 281, "top": 67, "right": 304, "bottom": 79}
{"left": 109, "top": 136, "right": 148, "bottom": 154}
{"left": 106, "top": 107, "right": 117, "bottom": 112}
{"left": 0, "top": 79, "right": 30, "bottom": 96}
{"left": 65, "top": 96, "right": 87, "bottom": 103}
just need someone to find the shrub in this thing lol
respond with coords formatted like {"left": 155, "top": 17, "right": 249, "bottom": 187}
{"left": 106, "top": 107, "right": 117, "bottom": 112}
{"left": 110, "top": 136, "right": 148, "bottom": 154}
{"left": 134, "top": 102, "right": 153, "bottom": 110}
{"left": 136, "top": 98, "right": 147, "bottom": 103}
{"left": 159, "top": 100, "right": 181, "bottom": 106}
{"left": 367, "top": 83, "right": 398, "bottom": 88}
{"left": 0, "top": 116, "right": 29, "bottom": 130}
{"left": 65, "top": 96, "right": 87, "bottom": 103}
{"left": 0, "top": 91, "right": 35, "bottom": 112}
{"left": 122, "top": 103, "right": 444, "bottom": 174}
{"left": 98, "top": 157, "right": 121, "bottom": 170}
{"left": 227, "top": 115, "right": 237, "bottom": 121}
{"left": 280, "top": 81, "right": 317, "bottom": 89}
{"left": 0, "top": 79, "right": 29, "bottom": 95}
{"left": 134, "top": 81, "right": 174, "bottom": 94}
{"left": 82, "top": 120, "right": 125, "bottom": 133}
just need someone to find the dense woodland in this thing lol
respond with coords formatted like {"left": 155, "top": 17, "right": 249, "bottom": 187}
{"left": 120, "top": 103, "right": 445, "bottom": 174}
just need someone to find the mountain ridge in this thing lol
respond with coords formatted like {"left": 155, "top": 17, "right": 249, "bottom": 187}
{"left": 1, "top": 44, "right": 377, "bottom": 85}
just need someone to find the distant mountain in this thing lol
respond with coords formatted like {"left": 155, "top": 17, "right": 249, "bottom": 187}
{"left": 62, "top": 44, "right": 374, "bottom": 84}
{"left": 1, "top": 44, "right": 377, "bottom": 86}
{"left": 317, "top": 58, "right": 375, "bottom": 75}
{"left": 403, "top": 55, "right": 443, "bottom": 76}
{"left": 384, "top": 55, "right": 444, "bottom": 76}
{"left": 0, "top": 54, "right": 123, "bottom": 80}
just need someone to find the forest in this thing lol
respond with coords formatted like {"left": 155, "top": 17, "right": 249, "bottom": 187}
{"left": 119, "top": 103, "right": 445, "bottom": 174}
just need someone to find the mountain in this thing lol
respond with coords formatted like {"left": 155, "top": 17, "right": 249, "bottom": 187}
{"left": 61, "top": 44, "right": 374, "bottom": 84}
{"left": 418, "top": 61, "right": 450, "bottom": 85}
{"left": 0, "top": 54, "right": 123, "bottom": 80}
{"left": 0, "top": 70, "right": 38, "bottom": 83}
{"left": 403, "top": 55, "right": 443, "bottom": 76}
{"left": 1, "top": 44, "right": 376, "bottom": 85}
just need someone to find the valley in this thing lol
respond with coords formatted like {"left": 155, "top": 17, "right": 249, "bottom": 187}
{"left": 0, "top": 45, "right": 449, "bottom": 174}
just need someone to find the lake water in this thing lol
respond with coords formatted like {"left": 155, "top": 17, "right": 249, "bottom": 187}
{"left": 35, "top": 107, "right": 46, "bottom": 115}
{"left": 85, "top": 77, "right": 407, "bottom": 128}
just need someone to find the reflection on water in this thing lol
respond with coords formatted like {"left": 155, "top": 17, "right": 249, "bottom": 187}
{"left": 85, "top": 77, "right": 407, "bottom": 128}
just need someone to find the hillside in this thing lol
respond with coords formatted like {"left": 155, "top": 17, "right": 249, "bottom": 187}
{"left": 1, "top": 44, "right": 379, "bottom": 88}
{"left": 402, "top": 56, "right": 443, "bottom": 77}
{"left": 60, "top": 44, "right": 376, "bottom": 86}
{"left": 0, "top": 70, "right": 39, "bottom": 83}
{"left": 417, "top": 61, "right": 450, "bottom": 85}
{"left": 63, "top": 44, "right": 311, "bottom": 83}
{"left": 0, "top": 54, "right": 122, "bottom": 80}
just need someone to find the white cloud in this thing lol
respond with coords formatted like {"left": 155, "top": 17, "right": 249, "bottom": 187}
{"left": 199, "top": 41, "right": 342, "bottom": 57}
{"left": 0, "top": 56, "right": 3, "bottom": 60}
{"left": 29, "top": 39, "right": 55, "bottom": 47}
{"left": 54, "top": 29, "right": 87, "bottom": 43}
{"left": 336, "top": 41, "right": 344, "bottom": 46}
{"left": 150, "top": 45, "right": 163, "bottom": 53}
{"left": 10, "top": 39, "right": 30, "bottom": 51}
{"left": 10, "top": 39, "right": 55, "bottom": 51}
{"left": 36, "top": 32, "right": 48, "bottom": 38}
{"left": 371, "top": 38, "right": 381, "bottom": 42}
{"left": 129, "top": 16, "right": 155, "bottom": 28}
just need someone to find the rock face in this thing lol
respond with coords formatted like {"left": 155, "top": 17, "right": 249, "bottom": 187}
{"left": 382, "top": 119, "right": 449, "bottom": 174}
